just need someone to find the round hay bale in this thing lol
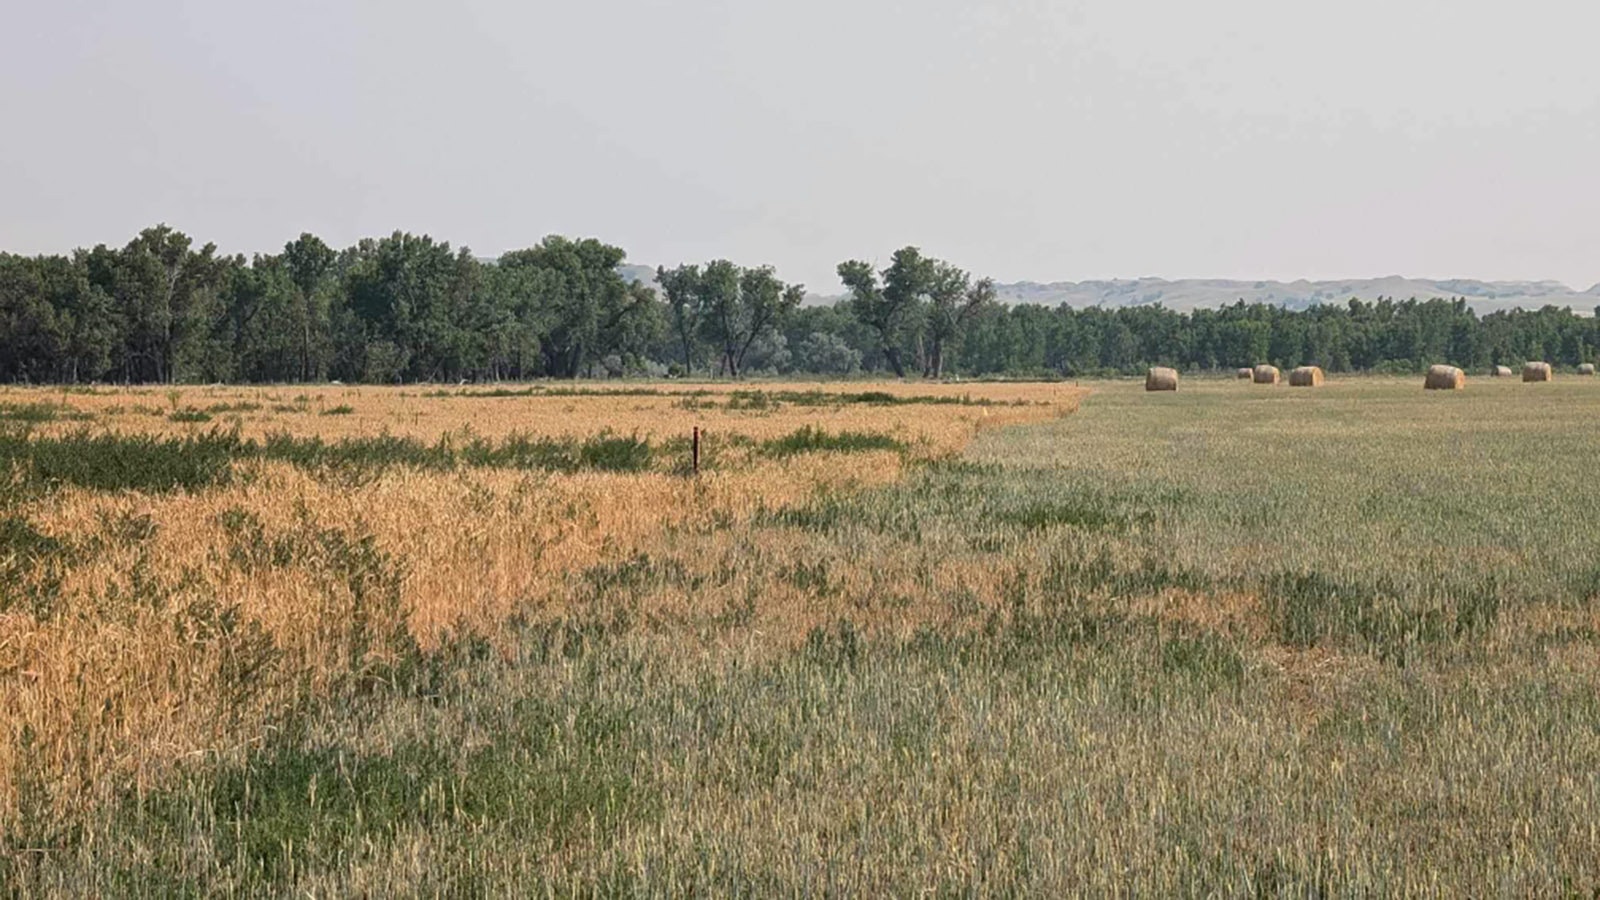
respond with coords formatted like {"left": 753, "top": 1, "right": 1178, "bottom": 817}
{"left": 1424, "top": 365, "right": 1465, "bottom": 390}
{"left": 1252, "top": 365, "right": 1281, "bottom": 385}
{"left": 1579, "top": 363, "right": 1596, "bottom": 376}
{"left": 1145, "top": 367, "right": 1179, "bottom": 392}
{"left": 1491, "top": 365, "right": 1513, "bottom": 377}
{"left": 1288, "top": 366, "right": 1325, "bottom": 387}
{"left": 1522, "top": 361, "right": 1554, "bottom": 383}
{"left": 1236, "top": 367, "right": 1253, "bottom": 379}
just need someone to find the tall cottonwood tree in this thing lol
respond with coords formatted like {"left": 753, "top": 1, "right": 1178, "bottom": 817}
{"left": 924, "top": 261, "right": 995, "bottom": 378}
{"left": 465, "top": 261, "right": 543, "bottom": 380}
{"left": 500, "top": 236, "right": 660, "bottom": 378}
{"left": 657, "top": 260, "right": 803, "bottom": 378}
{"left": 81, "top": 225, "right": 227, "bottom": 383}
{"left": 838, "top": 247, "right": 939, "bottom": 378}
{"left": 213, "top": 254, "right": 290, "bottom": 381}
{"left": 341, "top": 232, "right": 470, "bottom": 381}
{"left": 0, "top": 253, "right": 117, "bottom": 383}
{"left": 726, "top": 265, "right": 804, "bottom": 378}
{"left": 656, "top": 263, "right": 705, "bottom": 375}
{"left": 282, "top": 233, "right": 336, "bottom": 380}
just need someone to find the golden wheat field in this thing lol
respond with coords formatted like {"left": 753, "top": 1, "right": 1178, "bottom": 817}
{"left": 8, "top": 381, "right": 1071, "bottom": 444}
{"left": 0, "top": 382, "right": 1079, "bottom": 837}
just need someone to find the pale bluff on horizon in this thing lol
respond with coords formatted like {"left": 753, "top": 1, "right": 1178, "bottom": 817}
{"left": 613, "top": 266, "right": 1600, "bottom": 314}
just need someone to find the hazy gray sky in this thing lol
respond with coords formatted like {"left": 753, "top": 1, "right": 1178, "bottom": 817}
{"left": 3, "top": 0, "right": 1598, "bottom": 291}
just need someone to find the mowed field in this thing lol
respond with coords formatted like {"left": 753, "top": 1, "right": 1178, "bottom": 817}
{"left": 3, "top": 376, "right": 1600, "bottom": 894}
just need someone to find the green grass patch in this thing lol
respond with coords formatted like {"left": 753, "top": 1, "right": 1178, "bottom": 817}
{"left": 429, "top": 386, "right": 689, "bottom": 399}
{"left": 204, "top": 401, "right": 262, "bottom": 414}
{"left": 0, "top": 515, "right": 68, "bottom": 616}
{"left": 0, "top": 428, "right": 658, "bottom": 496}
{"left": 0, "top": 402, "right": 92, "bottom": 423}
{"left": 689, "top": 389, "right": 1025, "bottom": 411}
{"left": 262, "top": 430, "right": 653, "bottom": 477}
{"left": 759, "top": 426, "right": 906, "bottom": 458}
{"left": 994, "top": 497, "right": 1134, "bottom": 532}
{"left": 1159, "top": 629, "right": 1246, "bottom": 687}
{"left": 0, "top": 429, "right": 244, "bottom": 494}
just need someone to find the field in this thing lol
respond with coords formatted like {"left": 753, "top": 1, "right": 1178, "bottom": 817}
{"left": 3, "top": 376, "right": 1600, "bottom": 894}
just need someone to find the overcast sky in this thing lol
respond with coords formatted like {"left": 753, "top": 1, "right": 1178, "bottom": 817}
{"left": 3, "top": 0, "right": 1598, "bottom": 291}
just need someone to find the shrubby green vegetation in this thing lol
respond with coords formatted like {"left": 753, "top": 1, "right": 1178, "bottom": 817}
{"left": 0, "top": 424, "right": 919, "bottom": 493}
{"left": 8, "top": 225, "right": 1596, "bottom": 384}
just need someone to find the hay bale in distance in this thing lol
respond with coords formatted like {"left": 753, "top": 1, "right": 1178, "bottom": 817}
{"left": 1425, "top": 365, "right": 1465, "bottom": 390}
{"left": 1522, "top": 361, "right": 1554, "bottom": 383}
{"left": 1289, "top": 366, "right": 1325, "bottom": 387}
{"left": 1252, "top": 365, "right": 1281, "bottom": 385}
{"left": 1145, "top": 367, "right": 1179, "bottom": 392}
{"left": 1236, "top": 367, "right": 1253, "bottom": 379}
{"left": 1491, "top": 365, "right": 1513, "bottom": 377}
{"left": 1579, "top": 363, "right": 1596, "bottom": 376}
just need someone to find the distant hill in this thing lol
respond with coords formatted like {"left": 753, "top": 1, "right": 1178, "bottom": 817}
{"left": 991, "top": 277, "right": 1600, "bottom": 315}
{"left": 618, "top": 264, "right": 657, "bottom": 285}
{"left": 617, "top": 265, "right": 1600, "bottom": 315}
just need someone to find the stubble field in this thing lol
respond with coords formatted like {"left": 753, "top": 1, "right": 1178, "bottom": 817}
{"left": 3, "top": 375, "right": 1599, "bottom": 895}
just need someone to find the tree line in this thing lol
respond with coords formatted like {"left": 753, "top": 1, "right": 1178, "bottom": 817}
{"left": 3, "top": 224, "right": 1599, "bottom": 383}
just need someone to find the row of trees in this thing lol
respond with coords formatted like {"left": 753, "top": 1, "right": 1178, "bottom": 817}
{"left": 1, "top": 228, "right": 662, "bottom": 384}
{"left": 4, "top": 225, "right": 1600, "bottom": 383}
{"left": 655, "top": 261, "right": 805, "bottom": 378}
{"left": 947, "top": 297, "right": 1600, "bottom": 376}
{"left": 838, "top": 246, "right": 996, "bottom": 378}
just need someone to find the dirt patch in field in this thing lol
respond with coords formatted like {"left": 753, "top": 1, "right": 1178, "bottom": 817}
{"left": 1260, "top": 644, "right": 1378, "bottom": 729}
{"left": 1130, "top": 588, "right": 1267, "bottom": 640}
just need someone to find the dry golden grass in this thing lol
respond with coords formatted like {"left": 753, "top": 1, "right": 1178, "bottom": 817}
{"left": 5, "top": 382, "right": 1074, "bottom": 449}
{"left": 0, "top": 381, "right": 1079, "bottom": 826}
{"left": 1129, "top": 588, "right": 1267, "bottom": 641}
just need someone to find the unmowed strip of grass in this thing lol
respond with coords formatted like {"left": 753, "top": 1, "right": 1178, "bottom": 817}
{"left": 0, "top": 424, "right": 908, "bottom": 494}
{"left": 683, "top": 389, "right": 1026, "bottom": 411}
{"left": 425, "top": 385, "right": 690, "bottom": 399}
{"left": 0, "top": 428, "right": 244, "bottom": 495}
{"left": 0, "top": 402, "right": 93, "bottom": 424}
{"left": 427, "top": 384, "right": 1024, "bottom": 409}
{"left": 758, "top": 425, "right": 907, "bottom": 458}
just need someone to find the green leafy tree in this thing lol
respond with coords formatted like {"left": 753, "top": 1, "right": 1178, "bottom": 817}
{"left": 499, "top": 236, "right": 659, "bottom": 378}
{"left": 341, "top": 232, "right": 474, "bottom": 381}
{"left": 838, "top": 247, "right": 936, "bottom": 378}
{"left": 82, "top": 225, "right": 227, "bottom": 383}
{"left": 0, "top": 254, "right": 116, "bottom": 382}
{"left": 656, "top": 264, "right": 706, "bottom": 375}
{"left": 793, "top": 331, "right": 861, "bottom": 375}
{"left": 694, "top": 261, "right": 803, "bottom": 378}
{"left": 221, "top": 255, "right": 304, "bottom": 382}
{"left": 924, "top": 262, "right": 995, "bottom": 378}
{"left": 282, "top": 233, "right": 337, "bottom": 381}
{"left": 463, "top": 261, "right": 543, "bottom": 380}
